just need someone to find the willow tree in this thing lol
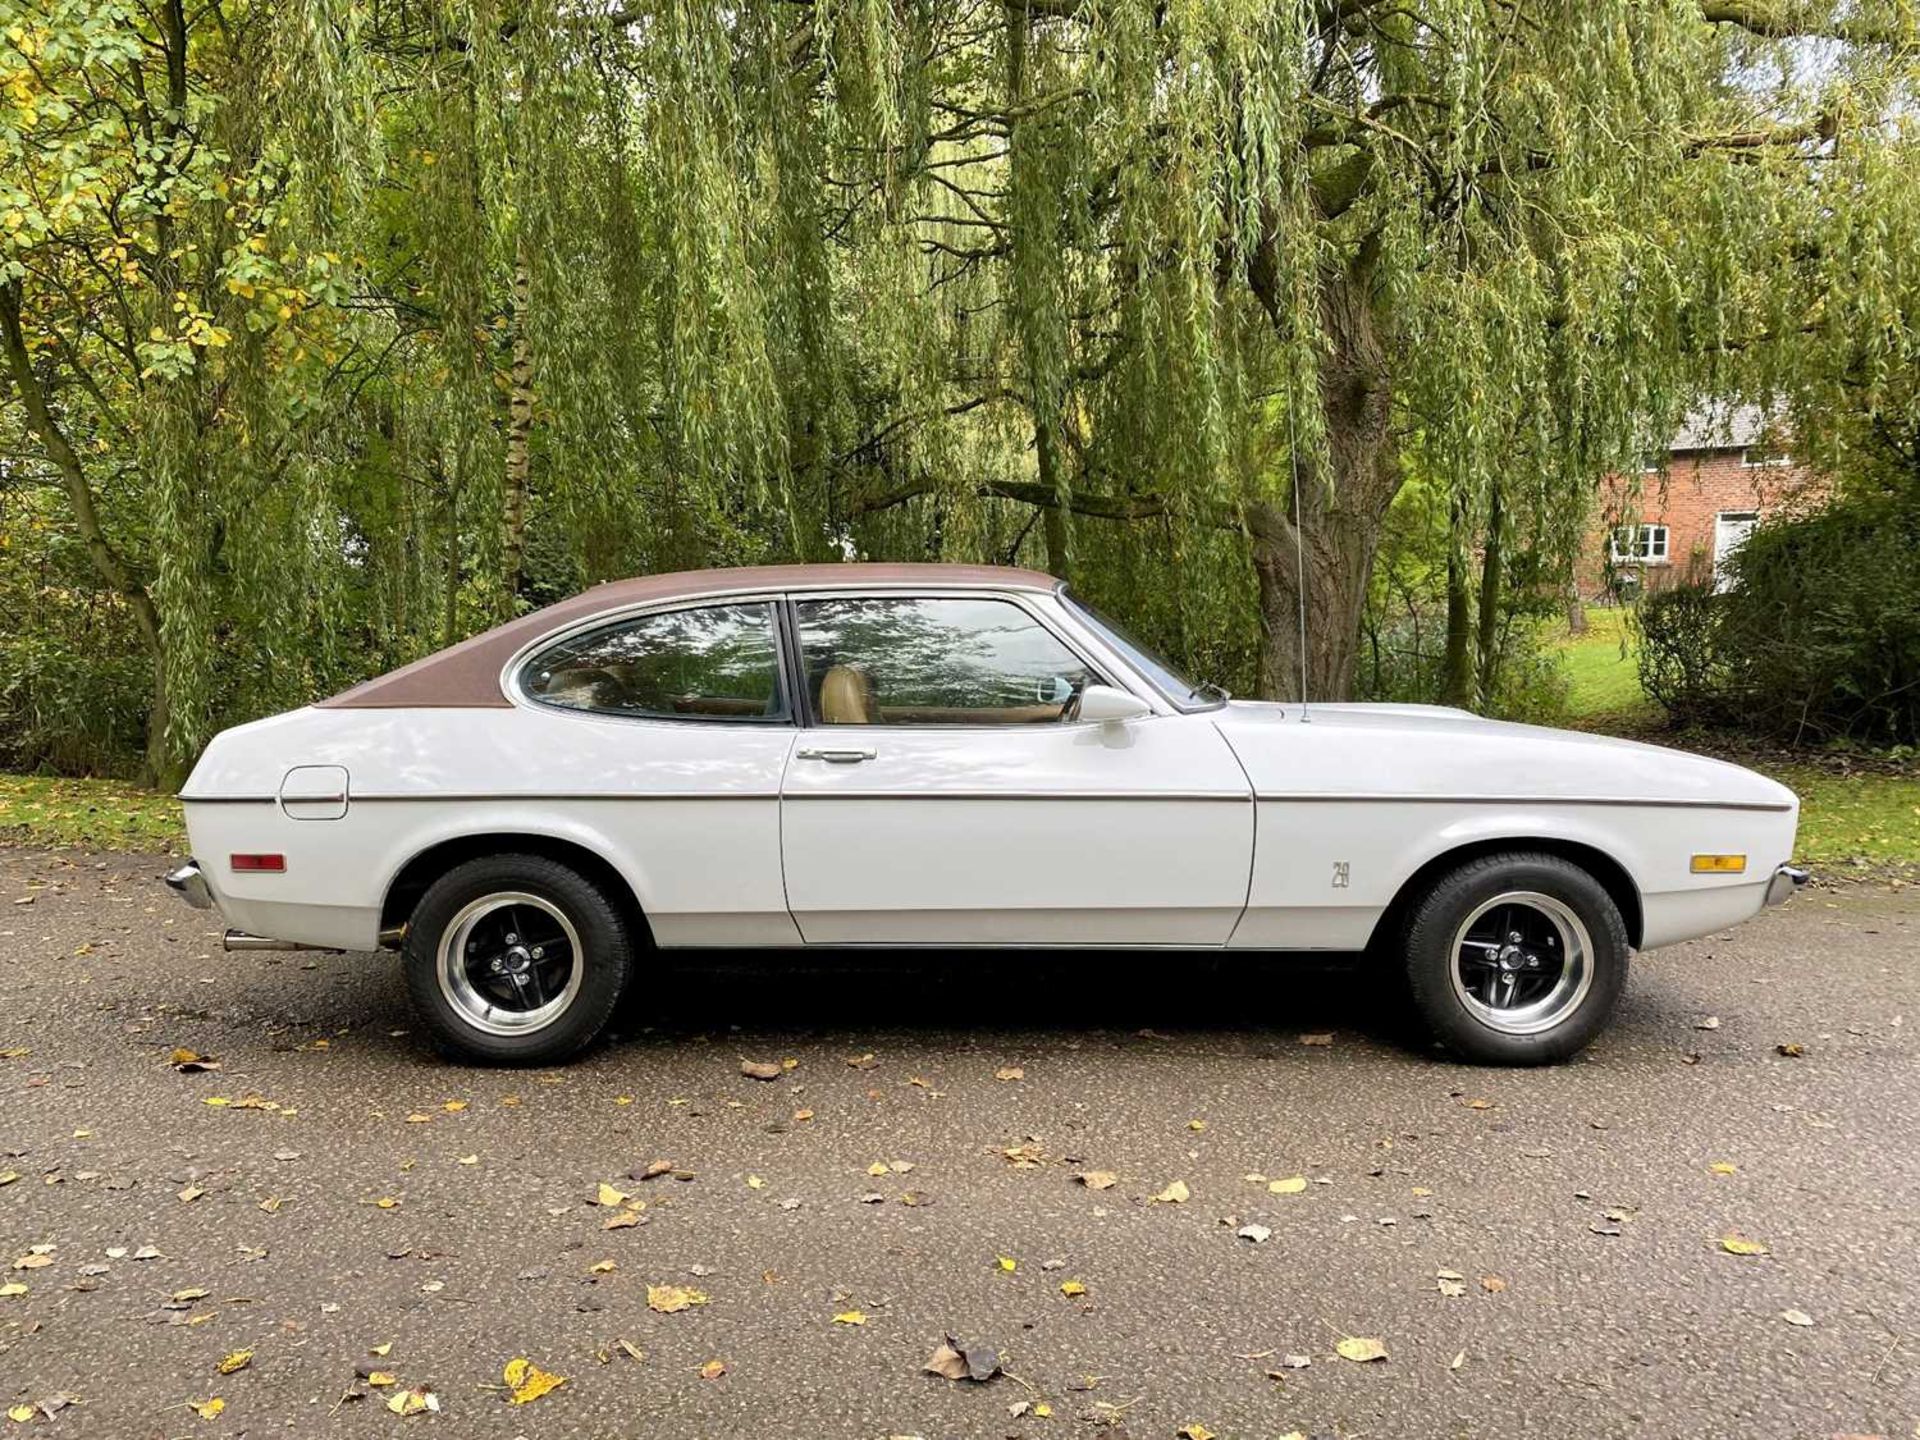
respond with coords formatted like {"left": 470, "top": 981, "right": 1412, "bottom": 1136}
{"left": 798, "top": 0, "right": 1920, "bottom": 699}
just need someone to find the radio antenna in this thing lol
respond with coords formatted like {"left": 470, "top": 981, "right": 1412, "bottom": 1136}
{"left": 1287, "top": 373, "right": 1310, "bottom": 716}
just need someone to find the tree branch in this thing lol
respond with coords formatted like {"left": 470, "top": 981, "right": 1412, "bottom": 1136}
{"left": 1699, "top": 1, "right": 1912, "bottom": 47}
{"left": 0, "top": 280, "right": 163, "bottom": 652}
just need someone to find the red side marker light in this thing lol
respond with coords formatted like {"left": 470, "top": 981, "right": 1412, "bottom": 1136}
{"left": 230, "top": 853, "right": 286, "bottom": 873}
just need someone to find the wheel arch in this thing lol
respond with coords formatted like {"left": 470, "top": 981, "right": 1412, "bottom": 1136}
{"left": 1366, "top": 836, "right": 1644, "bottom": 954}
{"left": 380, "top": 832, "right": 655, "bottom": 949}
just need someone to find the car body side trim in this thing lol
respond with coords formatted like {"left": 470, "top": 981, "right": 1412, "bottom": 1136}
{"left": 780, "top": 790, "right": 1251, "bottom": 802}
{"left": 1253, "top": 792, "right": 1793, "bottom": 813}
{"left": 183, "top": 789, "right": 1787, "bottom": 810}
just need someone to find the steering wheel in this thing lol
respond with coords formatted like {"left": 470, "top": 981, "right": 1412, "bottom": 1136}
{"left": 1059, "top": 675, "right": 1088, "bottom": 723}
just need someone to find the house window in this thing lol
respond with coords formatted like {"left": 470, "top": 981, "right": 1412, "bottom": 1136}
{"left": 1610, "top": 523, "right": 1670, "bottom": 564}
{"left": 1741, "top": 443, "right": 1793, "bottom": 468}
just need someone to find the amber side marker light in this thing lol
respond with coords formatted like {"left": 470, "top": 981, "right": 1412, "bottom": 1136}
{"left": 230, "top": 853, "right": 286, "bottom": 873}
{"left": 1690, "top": 854, "right": 1747, "bottom": 874}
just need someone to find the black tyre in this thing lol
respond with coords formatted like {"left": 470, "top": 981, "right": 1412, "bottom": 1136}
{"left": 403, "top": 853, "right": 634, "bottom": 1064}
{"left": 1401, "top": 851, "right": 1630, "bottom": 1065}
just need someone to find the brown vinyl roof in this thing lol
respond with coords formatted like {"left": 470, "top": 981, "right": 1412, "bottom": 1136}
{"left": 318, "top": 563, "right": 1062, "bottom": 709}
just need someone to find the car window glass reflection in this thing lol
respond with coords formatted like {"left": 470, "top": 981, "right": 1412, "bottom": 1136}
{"left": 522, "top": 603, "right": 785, "bottom": 720}
{"left": 795, "top": 596, "right": 1099, "bottom": 725}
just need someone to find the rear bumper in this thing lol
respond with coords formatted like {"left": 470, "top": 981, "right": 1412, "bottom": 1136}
{"left": 164, "top": 860, "right": 213, "bottom": 910}
{"left": 1765, "top": 864, "right": 1809, "bottom": 908}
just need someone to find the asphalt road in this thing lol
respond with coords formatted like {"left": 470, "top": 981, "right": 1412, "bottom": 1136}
{"left": 0, "top": 849, "right": 1916, "bottom": 1440}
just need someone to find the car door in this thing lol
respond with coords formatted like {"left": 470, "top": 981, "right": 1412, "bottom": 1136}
{"left": 778, "top": 589, "right": 1252, "bottom": 945}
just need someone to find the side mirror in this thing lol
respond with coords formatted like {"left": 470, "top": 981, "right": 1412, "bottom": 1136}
{"left": 1075, "top": 684, "right": 1152, "bottom": 724}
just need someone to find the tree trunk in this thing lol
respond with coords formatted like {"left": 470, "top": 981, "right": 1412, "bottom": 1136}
{"left": 1564, "top": 581, "right": 1589, "bottom": 635}
{"left": 1473, "top": 482, "right": 1505, "bottom": 706}
{"left": 1036, "top": 421, "right": 1070, "bottom": 581}
{"left": 1441, "top": 490, "right": 1475, "bottom": 706}
{"left": 1247, "top": 262, "right": 1399, "bottom": 702}
{"left": 499, "top": 255, "right": 533, "bottom": 618}
{"left": 1, "top": 280, "right": 173, "bottom": 784}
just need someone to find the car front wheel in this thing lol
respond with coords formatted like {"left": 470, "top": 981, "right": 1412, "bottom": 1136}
{"left": 1401, "top": 851, "right": 1630, "bottom": 1065}
{"left": 403, "top": 854, "right": 633, "bottom": 1064}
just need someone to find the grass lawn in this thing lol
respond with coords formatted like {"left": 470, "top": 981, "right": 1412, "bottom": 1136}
{"left": 0, "top": 773, "right": 185, "bottom": 853}
{"left": 1765, "top": 764, "right": 1920, "bottom": 874}
{"left": 1555, "top": 605, "right": 1656, "bottom": 726}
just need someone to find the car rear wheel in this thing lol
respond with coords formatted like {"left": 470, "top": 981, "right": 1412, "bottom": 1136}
{"left": 403, "top": 854, "right": 633, "bottom": 1064}
{"left": 1401, "top": 852, "right": 1630, "bottom": 1065}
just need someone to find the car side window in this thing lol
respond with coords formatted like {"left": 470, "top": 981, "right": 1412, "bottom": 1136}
{"left": 794, "top": 595, "right": 1101, "bottom": 726}
{"left": 520, "top": 602, "right": 787, "bottom": 721}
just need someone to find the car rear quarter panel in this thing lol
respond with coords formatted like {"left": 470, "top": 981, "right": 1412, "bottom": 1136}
{"left": 181, "top": 705, "right": 798, "bottom": 950}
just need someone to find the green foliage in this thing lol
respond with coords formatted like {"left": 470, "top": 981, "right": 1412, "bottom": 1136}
{"left": 1632, "top": 582, "right": 1728, "bottom": 728}
{"left": 2, "top": 0, "right": 1919, "bottom": 777}
{"left": 1716, "top": 492, "right": 1920, "bottom": 745}
{"left": 1633, "top": 482, "right": 1920, "bottom": 746}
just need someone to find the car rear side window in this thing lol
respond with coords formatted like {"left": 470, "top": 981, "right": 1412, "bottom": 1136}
{"left": 519, "top": 603, "right": 788, "bottom": 722}
{"left": 794, "top": 595, "right": 1101, "bottom": 725}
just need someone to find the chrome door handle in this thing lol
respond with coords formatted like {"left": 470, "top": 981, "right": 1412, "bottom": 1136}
{"left": 796, "top": 745, "right": 877, "bottom": 764}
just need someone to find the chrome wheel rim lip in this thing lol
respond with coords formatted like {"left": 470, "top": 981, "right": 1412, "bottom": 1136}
{"left": 437, "top": 892, "right": 583, "bottom": 1037}
{"left": 1448, "top": 890, "right": 1593, "bottom": 1037}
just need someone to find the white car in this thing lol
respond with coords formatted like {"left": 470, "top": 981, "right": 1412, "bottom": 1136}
{"left": 167, "top": 563, "right": 1805, "bottom": 1065}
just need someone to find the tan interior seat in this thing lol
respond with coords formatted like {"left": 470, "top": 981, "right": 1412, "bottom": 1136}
{"left": 819, "top": 664, "right": 880, "bottom": 725}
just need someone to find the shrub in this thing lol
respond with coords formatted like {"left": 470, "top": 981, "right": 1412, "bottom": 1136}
{"left": 1632, "top": 582, "right": 1728, "bottom": 727}
{"left": 1715, "top": 494, "right": 1920, "bottom": 746}
{"left": 1634, "top": 491, "right": 1920, "bottom": 747}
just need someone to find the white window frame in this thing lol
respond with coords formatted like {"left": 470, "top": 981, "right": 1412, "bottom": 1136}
{"left": 1741, "top": 445, "right": 1794, "bottom": 468}
{"left": 1610, "top": 522, "right": 1670, "bottom": 565}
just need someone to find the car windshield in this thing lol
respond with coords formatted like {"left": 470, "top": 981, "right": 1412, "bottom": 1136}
{"left": 1062, "top": 591, "right": 1225, "bottom": 711}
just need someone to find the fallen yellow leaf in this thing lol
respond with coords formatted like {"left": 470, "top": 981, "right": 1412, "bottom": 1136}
{"left": 1060, "top": 1279, "right": 1087, "bottom": 1297}
{"left": 698, "top": 1358, "right": 727, "bottom": 1380}
{"left": 833, "top": 1310, "right": 866, "bottom": 1325}
{"left": 188, "top": 1397, "right": 225, "bottom": 1419}
{"left": 216, "top": 1350, "right": 252, "bottom": 1375}
{"left": 503, "top": 1356, "right": 565, "bottom": 1404}
{"left": 1268, "top": 1176, "right": 1308, "bottom": 1195}
{"left": 1720, "top": 1233, "right": 1770, "bottom": 1256}
{"left": 595, "top": 1182, "right": 629, "bottom": 1207}
{"left": 366, "top": 1372, "right": 396, "bottom": 1387}
{"left": 7, "top": 1405, "right": 33, "bottom": 1423}
{"left": 1709, "top": 1161, "right": 1738, "bottom": 1175}
{"left": 647, "top": 1284, "right": 709, "bottom": 1314}
{"left": 996, "top": 1255, "right": 1017, "bottom": 1272}
{"left": 589, "top": 1259, "right": 617, "bottom": 1274}
{"left": 1335, "top": 1336, "right": 1388, "bottom": 1363}
{"left": 0, "top": 1284, "right": 26, "bottom": 1299}
{"left": 1178, "top": 1425, "right": 1215, "bottom": 1440}
{"left": 1151, "top": 1179, "right": 1190, "bottom": 1204}
{"left": 386, "top": 1387, "right": 437, "bottom": 1415}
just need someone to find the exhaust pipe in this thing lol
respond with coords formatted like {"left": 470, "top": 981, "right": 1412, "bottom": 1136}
{"left": 223, "top": 929, "right": 340, "bottom": 953}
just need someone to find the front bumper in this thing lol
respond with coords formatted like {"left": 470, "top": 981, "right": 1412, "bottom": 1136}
{"left": 164, "top": 860, "right": 214, "bottom": 910}
{"left": 1765, "top": 864, "right": 1809, "bottom": 907}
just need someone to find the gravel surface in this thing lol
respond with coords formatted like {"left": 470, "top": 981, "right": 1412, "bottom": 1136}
{"left": 1, "top": 848, "right": 1916, "bottom": 1438}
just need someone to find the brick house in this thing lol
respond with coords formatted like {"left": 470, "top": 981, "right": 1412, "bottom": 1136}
{"left": 1578, "top": 404, "right": 1826, "bottom": 599}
